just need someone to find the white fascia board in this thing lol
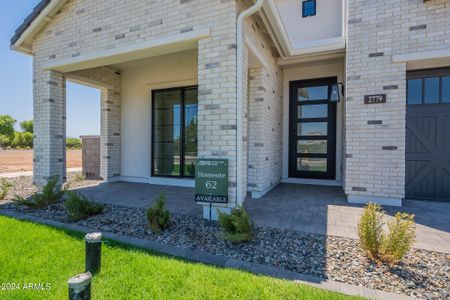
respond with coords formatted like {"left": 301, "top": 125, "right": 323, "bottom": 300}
{"left": 43, "top": 28, "right": 210, "bottom": 72}
{"left": 11, "top": 0, "right": 69, "bottom": 55}
{"left": 392, "top": 48, "right": 450, "bottom": 63}
{"left": 278, "top": 51, "right": 345, "bottom": 66}
{"left": 262, "top": 0, "right": 291, "bottom": 57}
{"left": 290, "top": 37, "right": 346, "bottom": 56}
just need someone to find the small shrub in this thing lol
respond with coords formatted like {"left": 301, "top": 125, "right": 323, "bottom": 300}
{"left": 218, "top": 206, "right": 253, "bottom": 243}
{"left": 0, "top": 178, "right": 12, "bottom": 200}
{"left": 64, "top": 191, "right": 104, "bottom": 221}
{"left": 73, "top": 173, "right": 86, "bottom": 182}
{"left": 358, "top": 203, "right": 416, "bottom": 264}
{"left": 13, "top": 176, "right": 67, "bottom": 208}
{"left": 147, "top": 193, "right": 170, "bottom": 233}
{"left": 381, "top": 213, "right": 416, "bottom": 264}
{"left": 358, "top": 203, "right": 384, "bottom": 260}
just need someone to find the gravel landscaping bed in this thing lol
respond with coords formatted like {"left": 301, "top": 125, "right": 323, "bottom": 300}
{"left": 0, "top": 195, "right": 448, "bottom": 300}
{"left": 0, "top": 173, "right": 102, "bottom": 203}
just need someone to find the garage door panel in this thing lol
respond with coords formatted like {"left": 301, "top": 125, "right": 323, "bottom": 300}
{"left": 409, "top": 168, "right": 436, "bottom": 199}
{"left": 406, "top": 160, "right": 429, "bottom": 184}
{"left": 406, "top": 127, "right": 430, "bottom": 154}
{"left": 411, "top": 116, "right": 438, "bottom": 146}
{"left": 406, "top": 104, "right": 450, "bottom": 201}
{"left": 445, "top": 116, "right": 450, "bottom": 148}
{"left": 439, "top": 163, "right": 450, "bottom": 199}
{"left": 406, "top": 70, "right": 450, "bottom": 202}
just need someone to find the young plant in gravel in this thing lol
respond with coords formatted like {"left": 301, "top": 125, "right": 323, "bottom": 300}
{"left": 147, "top": 193, "right": 170, "bottom": 233}
{"left": 358, "top": 203, "right": 384, "bottom": 260}
{"left": 380, "top": 213, "right": 416, "bottom": 265}
{"left": 73, "top": 173, "right": 86, "bottom": 182}
{"left": 0, "top": 178, "right": 12, "bottom": 200}
{"left": 358, "top": 203, "right": 416, "bottom": 264}
{"left": 63, "top": 191, "right": 104, "bottom": 221}
{"left": 218, "top": 206, "right": 253, "bottom": 243}
{"left": 13, "top": 176, "right": 68, "bottom": 208}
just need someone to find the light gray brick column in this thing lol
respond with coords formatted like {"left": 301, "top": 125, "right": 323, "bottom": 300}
{"left": 196, "top": 2, "right": 238, "bottom": 218}
{"left": 100, "top": 88, "right": 121, "bottom": 181}
{"left": 345, "top": 0, "right": 407, "bottom": 206}
{"left": 33, "top": 69, "right": 66, "bottom": 188}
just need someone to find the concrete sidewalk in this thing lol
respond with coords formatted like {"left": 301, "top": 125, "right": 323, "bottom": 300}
{"left": 0, "top": 168, "right": 82, "bottom": 178}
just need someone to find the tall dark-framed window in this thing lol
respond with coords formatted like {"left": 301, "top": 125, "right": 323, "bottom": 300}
{"left": 302, "top": 0, "right": 316, "bottom": 18}
{"left": 152, "top": 86, "right": 198, "bottom": 178}
{"left": 407, "top": 68, "right": 450, "bottom": 105}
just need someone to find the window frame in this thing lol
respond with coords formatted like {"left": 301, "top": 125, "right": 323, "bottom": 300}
{"left": 302, "top": 0, "right": 317, "bottom": 18}
{"left": 407, "top": 67, "right": 450, "bottom": 105}
{"left": 151, "top": 85, "right": 198, "bottom": 178}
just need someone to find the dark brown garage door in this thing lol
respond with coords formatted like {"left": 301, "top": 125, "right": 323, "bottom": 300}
{"left": 406, "top": 68, "right": 450, "bottom": 202}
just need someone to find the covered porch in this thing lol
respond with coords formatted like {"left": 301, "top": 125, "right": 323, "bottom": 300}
{"left": 74, "top": 181, "right": 450, "bottom": 254}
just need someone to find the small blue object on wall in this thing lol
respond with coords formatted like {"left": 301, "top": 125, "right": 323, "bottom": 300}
{"left": 302, "top": 0, "right": 317, "bottom": 18}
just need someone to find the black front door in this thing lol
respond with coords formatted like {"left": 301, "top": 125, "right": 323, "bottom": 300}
{"left": 289, "top": 78, "right": 337, "bottom": 179}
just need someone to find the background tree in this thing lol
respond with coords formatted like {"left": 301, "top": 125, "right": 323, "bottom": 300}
{"left": 20, "top": 120, "right": 33, "bottom": 134}
{"left": 0, "top": 115, "right": 16, "bottom": 148}
{"left": 66, "top": 137, "right": 82, "bottom": 150}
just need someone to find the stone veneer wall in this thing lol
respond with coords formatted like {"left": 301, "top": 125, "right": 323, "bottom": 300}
{"left": 31, "top": 0, "right": 240, "bottom": 197}
{"left": 345, "top": 0, "right": 450, "bottom": 204}
{"left": 80, "top": 135, "right": 100, "bottom": 179}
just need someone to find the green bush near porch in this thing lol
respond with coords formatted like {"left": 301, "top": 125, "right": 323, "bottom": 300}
{"left": 146, "top": 192, "right": 170, "bottom": 233}
{"left": 63, "top": 191, "right": 104, "bottom": 221}
{"left": 13, "top": 176, "right": 67, "bottom": 208}
{"left": 0, "top": 216, "right": 364, "bottom": 300}
{"left": 218, "top": 206, "right": 253, "bottom": 243}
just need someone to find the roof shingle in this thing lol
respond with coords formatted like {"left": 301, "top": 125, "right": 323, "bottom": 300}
{"left": 10, "top": 0, "right": 51, "bottom": 46}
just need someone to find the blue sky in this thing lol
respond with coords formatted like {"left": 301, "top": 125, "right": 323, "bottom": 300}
{"left": 0, "top": 1, "right": 100, "bottom": 138}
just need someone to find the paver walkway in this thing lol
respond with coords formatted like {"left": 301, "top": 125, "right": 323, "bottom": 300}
{"left": 75, "top": 181, "right": 201, "bottom": 216}
{"left": 245, "top": 183, "right": 450, "bottom": 253}
{"left": 74, "top": 182, "right": 450, "bottom": 253}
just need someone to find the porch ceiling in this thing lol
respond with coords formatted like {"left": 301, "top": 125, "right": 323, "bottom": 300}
{"left": 43, "top": 28, "right": 210, "bottom": 73}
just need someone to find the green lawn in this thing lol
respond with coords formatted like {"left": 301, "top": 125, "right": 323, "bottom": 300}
{"left": 0, "top": 216, "right": 362, "bottom": 299}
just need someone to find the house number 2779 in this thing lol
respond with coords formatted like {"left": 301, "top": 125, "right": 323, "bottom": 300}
{"left": 364, "top": 94, "right": 386, "bottom": 104}
{"left": 205, "top": 181, "right": 217, "bottom": 189}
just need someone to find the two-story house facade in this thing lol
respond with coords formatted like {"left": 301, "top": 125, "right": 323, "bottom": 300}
{"left": 11, "top": 0, "right": 450, "bottom": 218}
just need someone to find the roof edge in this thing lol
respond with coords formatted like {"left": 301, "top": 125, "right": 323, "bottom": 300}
{"left": 10, "top": 0, "right": 51, "bottom": 46}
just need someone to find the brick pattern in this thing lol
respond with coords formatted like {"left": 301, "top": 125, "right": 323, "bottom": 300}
{"left": 345, "top": 0, "right": 450, "bottom": 202}
{"left": 243, "top": 7, "right": 283, "bottom": 197}
{"left": 32, "top": 69, "right": 66, "bottom": 188}
{"left": 81, "top": 136, "right": 100, "bottom": 178}
{"left": 31, "top": 0, "right": 240, "bottom": 200}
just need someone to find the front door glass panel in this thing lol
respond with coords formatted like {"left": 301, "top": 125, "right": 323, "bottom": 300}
{"left": 289, "top": 79, "right": 337, "bottom": 179}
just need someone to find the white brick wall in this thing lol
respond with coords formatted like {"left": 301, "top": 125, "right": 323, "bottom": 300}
{"left": 32, "top": 69, "right": 66, "bottom": 187}
{"left": 345, "top": 0, "right": 450, "bottom": 203}
{"left": 31, "top": 0, "right": 240, "bottom": 198}
{"left": 241, "top": 1, "right": 283, "bottom": 197}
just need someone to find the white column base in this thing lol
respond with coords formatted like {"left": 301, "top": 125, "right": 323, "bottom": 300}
{"left": 347, "top": 195, "right": 403, "bottom": 207}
